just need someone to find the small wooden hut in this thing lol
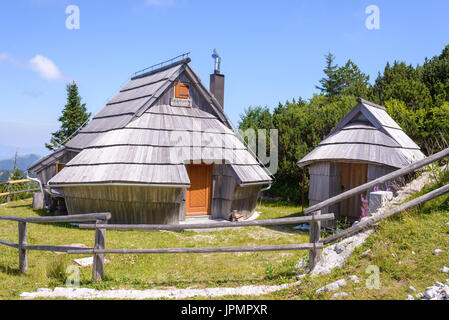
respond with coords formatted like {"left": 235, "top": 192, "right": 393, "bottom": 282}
{"left": 297, "top": 98, "right": 425, "bottom": 225}
{"left": 29, "top": 56, "right": 271, "bottom": 224}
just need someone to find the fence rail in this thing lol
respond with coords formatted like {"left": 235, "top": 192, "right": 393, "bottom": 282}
{"left": 0, "top": 179, "right": 40, "bottom": 203}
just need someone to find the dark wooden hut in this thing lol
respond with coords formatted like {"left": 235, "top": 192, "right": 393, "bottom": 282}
{"left": 29, "top": 56, "right": 271, "bottom": 224}
{"left": 297, "top": 98, "right": 425, "bottom": 225}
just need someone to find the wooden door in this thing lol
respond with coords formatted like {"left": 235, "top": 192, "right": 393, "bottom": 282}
{"left": 186, "top": 164, "right": 212, "bottom": 216}
{"left": 339, "top": 163, "right": 368, "bottom": 222}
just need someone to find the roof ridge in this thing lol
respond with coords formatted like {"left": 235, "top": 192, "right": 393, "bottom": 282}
{"left": 131, "top": 57, "right": 191, "bottom": 80}
{"left": 356, "top": 97, "right": 386, "bottom": 110}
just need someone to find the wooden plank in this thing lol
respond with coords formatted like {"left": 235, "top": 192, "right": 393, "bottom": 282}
{"left": 92, "top": 219, "right": 106, "bottom": 281}
{"left": 322, "top": 183, "right": 449, "bottom": 245}
{"left": 308, "top": 211, "right": 321, "bottom": 269}
{"left": 8, "top": 188, "right": 40, "bottom": 196}
{"left": 67, "top": 243, "right": 323, "bottom": 255}
{"left": 0, "top": 239, "right": 19, "bottom": 249}
{"left": 22, "top": 212, "right": 111, "bottom": 223}
{"left": 304, "top": 147, "right": 449, "bottom": 216}
{"left": 24, "top": 245, "right": 93, "bottom": 252}
{"left": 0, "top": 216, "right": 26, "bottom": 222}
{"left": 78, "top": 214, "right": 336, "bottom": 231}
{"left": 8, "top": 179, "right": 31, "bottom": 185}
{"left": 18, "top": 221, "right": 27, "bottom": 273}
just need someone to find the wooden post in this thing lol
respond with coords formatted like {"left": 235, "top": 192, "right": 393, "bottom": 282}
{"left": 92, "top": 219, "right": 106, "bottom": 281}
{"left": 18, "top": 221, "right": 27, "bottom": 273}
{"left": 6, "top": 183, "right": 10, "bottom": 203}
{"left": 308, "top": 210, "right": 321, "bottom": 270}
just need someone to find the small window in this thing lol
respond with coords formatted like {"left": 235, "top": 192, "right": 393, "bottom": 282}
{"left": 174, "top": 82, "right": 190, "bottom": 99}
{"left": 56, "top": 163, "right": 66, "bottom": 173}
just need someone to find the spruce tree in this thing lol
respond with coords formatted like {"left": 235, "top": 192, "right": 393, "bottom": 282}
{"left": 46, "top": 82, "right": 91, "bottom": 151}
{"left": 316, "top": 52, "right": 339, "bottom": 96}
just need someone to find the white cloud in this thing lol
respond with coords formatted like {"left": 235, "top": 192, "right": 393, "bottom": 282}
{"left": 145, "top": 0, "right": 174, "bottom": 6}
{"left": 28, "top": 55, "right": 64, "bottom": 80}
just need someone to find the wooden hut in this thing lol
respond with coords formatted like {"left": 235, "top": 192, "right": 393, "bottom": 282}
{"left": 29, "top": 56, "right": 272, "bottom": 224}
{"left": 297, "top": 98, "right": 425, "bottom": 226}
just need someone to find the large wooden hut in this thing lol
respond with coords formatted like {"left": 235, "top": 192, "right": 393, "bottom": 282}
{"left": 29, "top": 56, "right": 272, "bottom": 224}
{"left": 297, "top": 98, "right": 425, "bottom": 225}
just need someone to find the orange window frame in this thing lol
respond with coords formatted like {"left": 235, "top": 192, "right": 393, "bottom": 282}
{"left": 174, "top": 82, "right": 190, "bottom": 99}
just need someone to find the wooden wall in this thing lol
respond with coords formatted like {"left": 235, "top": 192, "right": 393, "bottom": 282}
{"left": 62, "top": 185, "right": 184, "bottom": 224}
{"left": 308, "top": 162, "right": 340, "bottom": 228}
{"left": 37, "top": 149, "right": 79, "bottom": 210}
{"left": 153, "top": 73, "right": 222, "bottom": 118}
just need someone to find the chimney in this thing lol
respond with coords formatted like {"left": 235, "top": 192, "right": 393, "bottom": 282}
{"left": 210, "top": 49, "right": 225, "bottom": 109}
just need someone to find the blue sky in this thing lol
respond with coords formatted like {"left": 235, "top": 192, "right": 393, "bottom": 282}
{"left": 0, "top": 0, "right": 448, "bottom": 160}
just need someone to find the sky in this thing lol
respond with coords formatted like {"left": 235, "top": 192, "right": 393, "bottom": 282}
{"left": 0, "top": 0, "right": 448, "bottom": 160}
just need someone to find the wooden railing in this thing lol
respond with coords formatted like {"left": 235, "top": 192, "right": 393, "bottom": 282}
{"left": 0, "top": 212, "right": 334, "bottom": 281}
{"left": 0, "top": 179, "right": 40, "bottom": 204}
{"left": 0, "top": 213, "right": 111, "bottom": 281}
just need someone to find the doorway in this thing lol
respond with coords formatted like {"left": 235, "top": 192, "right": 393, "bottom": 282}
{"left": 186, "top": 164, "right": 212, "bottom": 216}
{"left": 339, "top": 163, "right": 368, "bottom": 223}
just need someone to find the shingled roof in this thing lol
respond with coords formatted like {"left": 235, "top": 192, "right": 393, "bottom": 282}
{"left": 297, "top": 98, "right": 426, "bottom": 168}
{"left": 46, "top": 59, "right": 271, "bottom": 187}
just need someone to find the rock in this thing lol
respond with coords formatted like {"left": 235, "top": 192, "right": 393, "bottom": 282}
{"left": 348, "top": 275, "right": 360, "bottom": 283}
{"left": 334, "top": 243, "right": 345, "bottom": 254}
{"left": 361, "top": 249, "right": 371, "bottom": 256}
{"left": 316, "top": 279, "right": 347, "bottom": 294}
{"left": 441, "top": 266, "right": 449, "bottom": 273}
{"left": 424, "top": 288, "right": 438, "bottom": 299}
{"left": 434, "top": 282, "right": 445, "bottom": 288}
{"left": 331, "top": 292, "right": 348, "bottom": 299}
{"left": 433, "top": 249, "right": 443, "bottom": 255}
{"left": 405, "top": 295, "right": 414, "bottom": 300}
{"left": 445, "top": 222, "right": 449, "bottom": 226}
{"left": 310, "top": 230, "right": 373, "bottom": 276}
{"left": 442, "top": 287, "right": 449, "bottom": 299}
{"left": 408, "top": 286, "right": 417, "bottom": 293}
{"left": 415, "top": 293, "right": 424, "bottom": 299}
{"left": 73, "top": 257, "right": 110, "bottom": 267}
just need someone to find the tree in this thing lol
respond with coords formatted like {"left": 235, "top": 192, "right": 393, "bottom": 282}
{"left": 46, "top": 82, "right": 90, "bottom": 151}
{"left": 335, "top": 60, "right": 371, "bottom": 98}
{"left": 316, "top": 52, "right": 340, "bottom": 97}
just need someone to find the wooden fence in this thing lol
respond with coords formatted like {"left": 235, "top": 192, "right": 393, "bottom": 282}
{"left": 0, "top": 211, "right": 333, "bottom": 281}
{"left": 0, "top": 213, "right": 111, "bottom": 281}
{"left": 0, "top": 179, "right": 40, "bottom": 204}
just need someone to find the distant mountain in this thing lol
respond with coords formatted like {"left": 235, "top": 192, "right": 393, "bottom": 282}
{"left": 0, "top": 154, "right": 41, "bottom": 171}
{"left": 0, "top": 170, "right": 9, "bottom": 182}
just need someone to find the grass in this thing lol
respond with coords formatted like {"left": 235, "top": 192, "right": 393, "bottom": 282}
{"left": 1, "top": 168, "right": 448, "bottom": 300}
{"left": 258, "top": 168, "right": 449, "bottom": 300}
{"left": 0, "top": 199, "right": 308, "bottom": 299}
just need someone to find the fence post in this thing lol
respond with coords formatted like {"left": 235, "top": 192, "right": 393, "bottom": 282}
{"left": 308, "top": 210, "right": 321, "bottom": 270}
{"left": 18, "top": 221, "right": 27, "bottom": 273}
{"left": 6, "top": 183, "right": 10, "bottom": 203}
{"left": 92, "top": 219, "right": 106, "bottom": 281}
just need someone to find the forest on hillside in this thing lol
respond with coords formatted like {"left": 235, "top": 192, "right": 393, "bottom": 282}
{"left": 239, "top": 45, "right": 449, "bottom": 203}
